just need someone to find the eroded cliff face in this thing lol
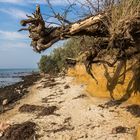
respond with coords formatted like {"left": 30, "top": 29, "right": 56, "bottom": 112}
{"left": 68, "top": 64, "right": 140, "bottom": 104}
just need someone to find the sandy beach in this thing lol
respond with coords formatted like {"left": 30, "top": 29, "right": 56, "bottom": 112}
{"left": 0, "top": 75, "right": 140, "bottom": 140}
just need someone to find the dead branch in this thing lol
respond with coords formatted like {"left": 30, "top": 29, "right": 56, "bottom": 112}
{"left": 20, "top": 5, "right": 107, "bottom": 52}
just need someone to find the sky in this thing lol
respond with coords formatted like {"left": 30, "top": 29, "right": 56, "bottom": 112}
{"left": 0, "top": 0, "right": 83, "bottom": 69}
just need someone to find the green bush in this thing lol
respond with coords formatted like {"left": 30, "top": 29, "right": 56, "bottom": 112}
{"left": 39, "top": 38, "right": 83, "bottom": 74}
{"left": 38, "top": 55, "right": 57, "bottom": 74}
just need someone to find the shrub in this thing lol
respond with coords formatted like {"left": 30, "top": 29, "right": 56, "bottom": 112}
{"left": 38, "top": 37, "right": 92, "bottom": 74}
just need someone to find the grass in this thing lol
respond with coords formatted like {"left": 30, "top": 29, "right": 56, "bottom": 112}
{"left": 109, "top": 0, "right": 140, "bottom": 36}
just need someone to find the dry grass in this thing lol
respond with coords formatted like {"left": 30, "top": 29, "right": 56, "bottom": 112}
{"left": 109, "top": 0, "right": 140, "bottom": 36}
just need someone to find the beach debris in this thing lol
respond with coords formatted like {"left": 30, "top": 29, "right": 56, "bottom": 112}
{"left": 109, "top": 110, "right": 115, "bottom": 112}
{"left": 58, "top": 101, "right": 64, "bottom": 104}
{"left": 42, "top": 97, "right": 48, "bottom": 103}
{"left": 41, "top": 77, "right": 58, "bottom": 88}
{"left": 42, "top": 96, "right": 58, "bottom": 104}
{"left": 46, "top": 125, "right": 74, "bottom": 133}
{"left": 19, "top": 104, "right": 59, "bottom": 117}
{"left": 2, "top": 99, "right": 8, "bottom": 106}
{"left": 19, "top": 104, "right": 44, "bottom": 113}
{"left": 104, "top": 100, "right": 121, "bottom": 108}
{"left": 0, "top": 99, "right": 8, "bottom": 113}
{"left": 40, "top": 78, "right": 55, "bottom": 84}
{"left": 97, "top": 104, "right": 105, "bottom": 109}
{"left": 43, "top": 82, "right": 60, "bottom": 88}
{"left": 0, "top": 122, "right": 10, "bottom": 137}
{"left": 49, "top": 78, "right": 55, "bottom": 83}
{"left": 91, "top": 125, "right": 100, "bottom": 129}
{"left": 38, "top": 106, "right": 58, "bottom": 116}
{"left": 126, "top": 105, "right": 140, "bottom": 117}
{"left": 1, "top": 121, "right": 36, "bottom": 140}
{"left": 63, "top": 117, "right": 71, "bottom": 124}
{"left": 112, "top": 126, "right": 127, "bottom": 134}
{"left": 73, "top": 94, "right": 87, "bottom": 100}
{"left": 64, "top": 84, "right": 70, "bottom": 89}
{"left": 15, "top": 89, "right": 21, "bottom": 95}
{"left": 77, "top": 133, "right": 88, "bottom": 139}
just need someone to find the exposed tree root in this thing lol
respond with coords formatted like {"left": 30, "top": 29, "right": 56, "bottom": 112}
{"left": 20, "top": 3, "right": 140, "bottom": 102}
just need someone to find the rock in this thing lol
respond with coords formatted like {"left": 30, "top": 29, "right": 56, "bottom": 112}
{"left": 2, "top": 99, "right": 8, "bottom": 105}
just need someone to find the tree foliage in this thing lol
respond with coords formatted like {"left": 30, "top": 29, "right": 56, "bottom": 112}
{"left": 38, "top": 37, "right": 88, "bottom": 74}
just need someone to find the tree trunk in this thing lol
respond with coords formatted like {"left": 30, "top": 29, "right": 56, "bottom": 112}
{"left": 20, "top": 6, "right": 108, "bottom": 52}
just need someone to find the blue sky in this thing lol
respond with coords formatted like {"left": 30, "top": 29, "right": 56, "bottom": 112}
{"left": 0, "top": 0, "right": 91, "bottom": 69}
{"left": 0, "top": 0, "right": 81, "bottom": 69}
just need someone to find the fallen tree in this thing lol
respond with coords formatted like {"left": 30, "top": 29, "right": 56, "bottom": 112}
{"left": 20, "top": 0, "right": 140, "bottom": 102}
{"left": 20, "top": 5, "right": 109, "bottom": 52}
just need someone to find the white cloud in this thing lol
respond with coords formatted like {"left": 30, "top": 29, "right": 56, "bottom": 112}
{"left": 0, "top": 8, "right": 30, "bottom": 19}
{"left": 0, "top": 0, "right": 71, "bottom": 5}
{"left": 0, "top": 0, "right": 46, "bottom": 4}
{"left": 0, "top": 0, "right": 85, "bottom": 6}
{"left": 0, "top": 0, "right": 21, "bottom": 3}
{"left": 0, "top": 42, "right": 29, "bottom": 52}
{"left": 2, "top": 42, "right": 28, "bottom": 48}
{"left": 28, "top": 0, "right": 46, "bottom": 4}
{"left": 0, "top": 30, "right": 27, "bottom": 40}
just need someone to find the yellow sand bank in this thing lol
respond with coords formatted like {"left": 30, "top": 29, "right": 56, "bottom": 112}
{"left": 68, "top": 64, "right": 140, "bottom": 104}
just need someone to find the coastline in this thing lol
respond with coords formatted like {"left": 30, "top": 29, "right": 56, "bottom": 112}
{"left": 0, "top": 75, "right": 140, "bottom": 139}
{"left": 0, "top": 73, "right": 41, "bottom": 113}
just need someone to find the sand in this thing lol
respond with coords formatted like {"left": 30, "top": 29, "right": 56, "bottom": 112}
{"left": 0, "top": 76, "right": 140, "bottom": 140}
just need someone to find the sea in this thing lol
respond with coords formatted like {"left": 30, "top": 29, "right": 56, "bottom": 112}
{"left": 0, "top": 69, "right": 38, "bottom": 88}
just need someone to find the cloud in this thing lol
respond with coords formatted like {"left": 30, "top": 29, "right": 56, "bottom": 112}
{"left": 0, "top": 0, "right": 46, "bottom": 5}
{"left": 0, "top": 30, "right": 27, "bottom": 40}
{"left": 0, "top": 0, "right": 69, "bottom": 5}
{"left": 0, "top": 8, "right": 30, "bottom": 19}
{"left": 28, "top": 0, "right": 46, "bottom": 4}
{"left": 0, "top": 0, "right": 85, "bottom": 6}
{"left": 1, "top": 42, "right": 29, "bottom": 48}
{"left": 0, "top": 42, "right": 28, "bottom": 52}
{"left": 0, "top": 0, "right": 22, "bottom": 3}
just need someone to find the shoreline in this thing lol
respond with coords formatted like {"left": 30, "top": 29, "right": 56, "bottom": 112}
{"left": 0, "top": 73, "right": 41, "bottom": 113}
{"left": 0, "top": 75, "right": 140, "bottom": 139}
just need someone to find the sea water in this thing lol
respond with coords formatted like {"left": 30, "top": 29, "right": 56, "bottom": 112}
{"left": 0, "top": 69, "right": 38, "bottom": 87}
